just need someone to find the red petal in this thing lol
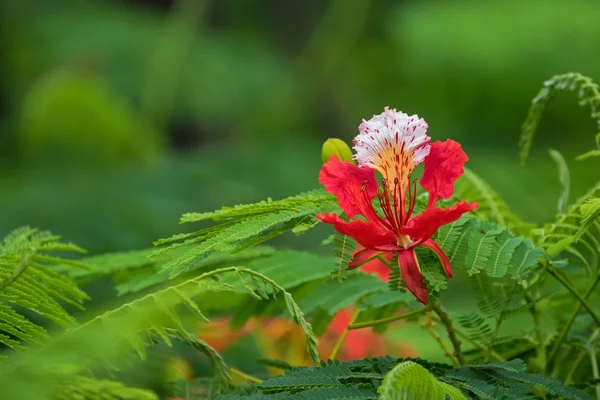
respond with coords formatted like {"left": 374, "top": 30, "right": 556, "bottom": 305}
{"left": 403, "top": 200, "right": 477, "bottom": 242}
{"left": 317, "top": 212, "right": 395, "bottom": 249}
{"left": 398, "top": 249, "right": 429, "bottom": 305}
{"left": 421, "top": 239, "right": 453, "bottom": 279}
{"left": 420, "top": 140, "right": 468, "bottom": 207}
{"left": 319, "top": 155, "right": 379, "bottom": 219}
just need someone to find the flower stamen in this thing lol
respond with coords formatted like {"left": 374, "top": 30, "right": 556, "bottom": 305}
{"left": 405, "top": 179, "right": 418, "bottom": 224}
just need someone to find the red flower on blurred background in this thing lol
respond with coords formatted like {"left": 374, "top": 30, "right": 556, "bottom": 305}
{"left": 317, "top": 107, "right": 477, "bottom": 304}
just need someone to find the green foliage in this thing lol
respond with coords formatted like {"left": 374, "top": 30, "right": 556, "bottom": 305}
{"left": 228, "top": 357, "right": 590, "bottom": 400}
{"left": 548, "top": 148, "right": 571, "bottom": 214}
{"left": 154, "top": 190, "right": 339, "bottom": 278}
{"left": 454, "top": 168, "right": 530, "bottom": 233}
{"left": 574, "top": 198, "right": 600, "bottom": 243}
{"left": 520, "top": 72, "right": 600, "bottom": 165}
{"left": 114, "top": 246, "right": 275, "bottom": 296}
{"left": 378, "top": 361, "right": 466, "bottom": 399}
{"left": 446, "top": 361, "right": 593, "bottom": 400}
{"left": 331, "top": 232, "right": 356, "bottom": 282}
{"left": 53, "top": 376, "right": 158, "bottom": 400}
{"left": 433, "top": 216, "right": 541, "bottom": 281}
{"left": 533, "top": 181, "right": 600, "bottom": 272}
{"left": 0, "top": 227, "right": 88, "bottom": 351}
{"left": 576, "top": 132, "right": 600, "bottom": 160}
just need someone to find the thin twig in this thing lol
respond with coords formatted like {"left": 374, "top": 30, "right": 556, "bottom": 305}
{"left": 565, "top": 329, "right": 600, "bottom": 385}
{"left": 431, "top": 301, "right": 466, "bottom": 365}
{"left": 586, "top": 337, "right": 600, "bottom": 400}
{"left": 485, "top": 282, "right": 518, "bottom": 362}
{"left": 547, "top": 266, "right": 600, "bottom": 327}
{"left": 422, "top": 311, "right": 459, "bottom": 366}
{"left": 524, "top": 289, "right": 547, "bottom": 373}
{"left": 549, "top": 273, "right": 600, "bottom": 369}
{"left": 329, "top": 308, "right": 360, "bottom": 360}
{"left": 349, "top": 306, "right": 430, "bottom": 330}
{"left": 431, "top": 315, "right": 505, "bottom": 362}
{"left": 229, "top": 368, "right": 262, "bottom": 384}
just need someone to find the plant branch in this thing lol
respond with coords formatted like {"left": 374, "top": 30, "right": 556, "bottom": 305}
{"left": 229, "top": 368, "right": 262, "bottom": 384}
{"left": 0, "top": 252, "right": 33, "bottom": 292}
{"left": 329, "top": 308, "right": 360, "bottom": 360}
{"left": 549, "top": 273, "right": 600, "bottom": 369}
{"left": 422, "top": 311, "right": 459, "bottom": 366}
{"left": 565, "top": 329, "right": 600, "bottom": 385}
{"left": 349, "top": 306, "right": 430, "bottom": 330}
{"left": 586, "top": 337, "right": 600, "bottom": 400}
{"left": 485, "top": 283, "right": 516, "bottom": 362}
{"left": 524, "top": 289, "right": 547, "bottom": 373}
{"left": 431, "top": 301, "right": 466, "bottom": 366}
{"left": 430, "top": 315, "right": 506, "bottom": 362}
{"left": 547, "top": 266, "right": 600, "bottom": 327}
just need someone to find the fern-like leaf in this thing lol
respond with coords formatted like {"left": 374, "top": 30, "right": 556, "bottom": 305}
{"left": 155, "top": 191, "right": 339, "bottom": 278}
{"left": 454, "top": 169, "right": 529, "bottom": 233}
{"left": 331, "top": 232, "right": 356, "bottom": 282}
{"left": 520, "top": 72, "right": 600, "bottom": 165}
{"left": 574, "top": 198, "right": 600, "bottom": 243}
{"left": 0, "top": 227, "right": 88, "bottom": 350}
{"left": 548, "top": 148, "right": 571, "bottom": 214}
{"left": 377, "top": 361, "right": 466, "bottom": 400}
{"left": 53, "top": 376, "right": 158, "bottom": 400}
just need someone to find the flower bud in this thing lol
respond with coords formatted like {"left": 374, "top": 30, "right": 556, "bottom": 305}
{"left": 321, "top": 138, "right": 353, "bottom": 163}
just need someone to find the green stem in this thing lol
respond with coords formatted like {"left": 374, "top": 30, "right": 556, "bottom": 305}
{"left": 431, "top": 302, "right": 466, "bottom": 366}
{"left": 0, "top": 252, "right": 33, "bottom": 292}
{"left": 485, "top": 283, "right": 516, "bottom": 362}
{"left": 349, "top": 306, "right": 430, "bottom": 330}
{"left": 547, "top": 266, "right": 600, "bottom": 327}
{"left": 329, "top": 309, "right": 360, "bottom": 360}
{"left": 549, "top": 274, "right": 600, "bottom": 369}
{"left": 424, "top": 312, "right": 459, "bottom": 366}
{"left": 431, "top": 315, "right": 506, "bottom": 362}
{"left": 565, "top": 329, "right": 600, "bottom": 385}
{"left": 352, "top": 252, "right": 386, "bottom": 270}
{"left": 376, "top": 255, "right": 394, "bottom": 267}
{"left": 524, "top": 289, "right": 546, "bottom": 373}
{"left": 229, "top": 367, "right": 262, "bottom": 384}
{"left": 586, "top": 335, "right": 600, "bottom": 400}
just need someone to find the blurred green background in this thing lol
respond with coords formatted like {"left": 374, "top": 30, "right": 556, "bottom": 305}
{"left": 1, "top": 0, "right": 599, "bottom": 254}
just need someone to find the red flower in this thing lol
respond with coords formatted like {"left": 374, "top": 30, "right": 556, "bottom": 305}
{"left": 317, "top": 108, "right": 477, "bottom": 304}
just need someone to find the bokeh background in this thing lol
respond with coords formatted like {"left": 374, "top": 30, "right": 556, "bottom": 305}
{"left": 2, "top": 0, "right": 600, "bottom": 254}
{"left": 2, "top": 0, "right": 600, "bottom": 393}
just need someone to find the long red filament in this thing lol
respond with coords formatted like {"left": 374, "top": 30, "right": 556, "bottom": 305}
{"left": 404, "top": 179, "right": 418, "bottom": 224}
{"left": 361, "top": 181, "right": 393, "bottom": 230}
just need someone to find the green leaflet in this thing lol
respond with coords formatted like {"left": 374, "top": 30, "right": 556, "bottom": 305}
{"left": 0, "top": 227, "right": 88, "bottom": 349}
{"left": 535, "top": 181, "right": 600, "bottom": 272}
{"left": 464, "top": 228, "right": 503, "bottom": 276}
{"left": 115, "top": 246, "right": 275, "bottom": 296}
{"left": 155, "top": 190, "right": 339, "bottom": 278}
{"left": 331, "top": 232, "right": 356, "bottom": 282}
{"left": 574, "top": 197, "right": 600, "bottom": 243}
{"left": 488, "top": 234, "right": 524, "bottom": 278}
{"left": 431, "top": 216, "right": 540, "bottom": 280}
{"left": 576, "top": 132, "right": 600, "bottom": 160}
{"left": 53, "top": 376, "right": 158, "bottom": 400}
{"left": 519, "top": 73, "right": 600, "bottom": 165}
{"left": 454, "top": 168, "right": 528, "bottom": 233}
{"left": 548, "top": 148, "right": 571, "bottom": 214}
{"left": 378, "top": 361, "right": 466, "bottom": 400}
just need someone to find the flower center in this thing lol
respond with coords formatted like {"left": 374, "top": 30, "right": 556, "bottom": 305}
{"left": 353, "top": 108, "right": 431, "bottom": 193}
{"left": 361, "top": 175, "right": 418, "bottom": 248}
